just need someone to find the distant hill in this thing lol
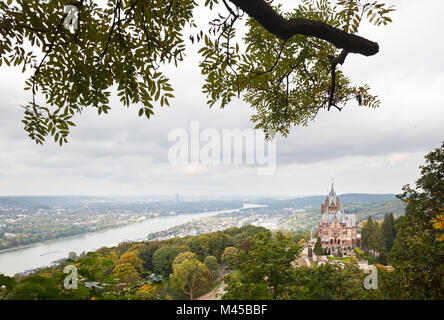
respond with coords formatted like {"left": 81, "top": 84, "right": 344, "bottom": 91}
{"left": 0, "top": 196, "right": 245, "bottom": 214}
{"left": 271, "top": 194, "right": 405, "bottom": 232}
{"left": 336, "top": 193, "right": 397, "bottom": 203}
{"left": 257, "top": 193, "right": 398, "bottom": 210}
{"left": 0, "top": 196, "right": 100, "bottom": 208}
{"left": 0, "top": 193, "right": 399, "bottom": 210}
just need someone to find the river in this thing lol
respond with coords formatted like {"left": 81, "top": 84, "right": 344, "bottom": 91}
{"left": 0, "top": 204, "right": 262, "bottom": 276}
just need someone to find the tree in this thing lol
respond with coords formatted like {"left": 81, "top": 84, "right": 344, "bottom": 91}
{"left": 387, "top": 142, "right": 444, "bottom": 299}
{"left": 289, "top": 264, "right": 358, "bottom": 300}
{"left": 225, "top": 225, "right": 268, "bottom": 247}
{"left": 221, "top": 246, "right": 239, "bottom": 269}
{"left": 381, "top": 213, "right": 396, "bottom": 251}
{"left": 361, "top": 217, "right": 387, "bottom": 262}
{"left": 361, "top": 216, "right": 377, "bottom": 251}
{"left": 169, "top": 258, "right": 211, "bottom": 300}
{"left": 114, "top": 241, "right": 135, "bottom": 255}
{"left": 113, "top": 262, "right": 140, "bottom": 283}
{"left": 0, "top": 0, "right": 394, "bottom": 145}
{"left": 152, "top": 245, "right": 187, "bottom": 277}
{"left": 8, "top": 275, "right": 63, "bottom": 300}
{"left": 137, "top": 240, "right": 162, "bottom": 272}
{"left": 353, "top": 247, "right": 364, "bottom": 260}
{"left": 393, "top": 215, "right": 405, "bottom": 237}
{"left": 0, "top": 274, "right": 17, "bottom": 300}
{"left": 68, "top": 251, "right": 77, "bottom": 261}
{"left": 111, "top": 251, "right": 145, "bottom": 283}
{"left": 368, "top": 225, "right": 386, "bottom": 264}
{"left": 116, "top": 251, "right": 144, "bottom": 274}
{"left": 186, "top": 235, "right": 210, "bottom": 260}
{"left": 313, "top": 237, "right": 323, "bottom": 256}
{"left": 132, "top": 283, "right": 165, "bottom": 300}
{"left": 223, "top": 231, "right": 301, "bottom": 299}
{"left": 204, "top": 255, "right": 219, "bottom": 278}
{"left": 207, "top": 232, "right": 233, "bottom": 261}
{"left": 173, "top": 251, "right": 198, "bottom": 266}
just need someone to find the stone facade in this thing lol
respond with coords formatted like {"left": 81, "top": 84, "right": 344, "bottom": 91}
{"left": 311, "top": 184, "right": 358, "bottom": 248}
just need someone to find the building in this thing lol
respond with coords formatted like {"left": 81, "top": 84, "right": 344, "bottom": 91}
{"left": 311, "top": 183, "right": 358, "bottom": 248}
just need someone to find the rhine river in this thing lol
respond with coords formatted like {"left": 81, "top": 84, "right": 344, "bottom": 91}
{"left": 0, "top": 205, "right": 261, "bottom": 276}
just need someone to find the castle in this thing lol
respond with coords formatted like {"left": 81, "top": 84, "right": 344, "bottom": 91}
{"left": 311, "top": 184, "right": 359, "bottom": 248}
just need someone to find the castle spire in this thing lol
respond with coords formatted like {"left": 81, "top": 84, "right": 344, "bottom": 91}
{"left": 330, "top": 180, "right": 336, "bottom": 196}
{"left": 328, "top": 180, "right": 338, "bottom": 207}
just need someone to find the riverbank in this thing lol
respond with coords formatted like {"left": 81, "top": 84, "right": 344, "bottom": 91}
{"left": 0, "top": 220, "right": 139, "bottom": 254}
{"left": 0, "top": 205, "right": 249, "bottom": 253}
{"left": 0, "top": 207, "right": 249, "bottom": 276}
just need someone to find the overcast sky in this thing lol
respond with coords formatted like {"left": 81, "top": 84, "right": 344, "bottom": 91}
{"left": 0, "top": 1, "right": 443, "bottom": 197}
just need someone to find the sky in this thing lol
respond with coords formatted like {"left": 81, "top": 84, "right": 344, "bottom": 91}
{"left": 0, "top": 0, "right": 443, "bottom": 197}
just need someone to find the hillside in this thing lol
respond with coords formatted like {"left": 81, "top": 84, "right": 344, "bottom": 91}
{"left": 283, "top": 199, "right": 405, "bottom": 232}
{"left": 258, "top": 193, "right": 398, "bottom": 210}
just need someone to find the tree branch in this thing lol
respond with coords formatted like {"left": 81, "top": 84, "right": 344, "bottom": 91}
{"left": 327, "top": 49, "right": 349, "bottom": 110}
{"left": 228, "top": 0, "right": 379, "bottom": 56}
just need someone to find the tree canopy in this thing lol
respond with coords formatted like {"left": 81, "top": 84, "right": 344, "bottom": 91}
{"left": 223, "top": 231, "right": 301, "bottom": 299}
{"left": 152, "top": 245, "right": 187, "bottom": 277}
{"left": 313, "top": 236, "right": 323, "bottom": 256}
{"left": 0, "top": 0, "right": 394, "bottom": 144}
{"left": 169, "top": 256, "right": 211, "bottom": 300}
{"left": 386, "top": 142, "right": 444, "bottom": 299}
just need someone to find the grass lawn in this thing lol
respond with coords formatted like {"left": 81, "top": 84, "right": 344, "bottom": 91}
{"left": 364, "top": 254, "right": 378, "bottom": 265}
{"left": 327, "top": 256, "right": 351, "bottom": 261}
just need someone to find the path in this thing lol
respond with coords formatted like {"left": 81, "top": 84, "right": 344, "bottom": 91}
{"left": 197, "top": 281, "right": 226, "bottom": 300}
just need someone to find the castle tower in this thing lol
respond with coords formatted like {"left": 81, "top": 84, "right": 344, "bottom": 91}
{"left": 321, "top": 183, "right": 340, "bottom": 214}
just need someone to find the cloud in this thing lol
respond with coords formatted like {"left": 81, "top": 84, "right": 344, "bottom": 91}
{"left": 0, "top": 1, "right": 442, "bottom": 196}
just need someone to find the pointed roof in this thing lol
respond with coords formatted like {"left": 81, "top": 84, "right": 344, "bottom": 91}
{"left": 329, "top": 182, "right": 336, "bottom": 197}
{"left": 328, "top": 182, "right": 337, "bottom": 205}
